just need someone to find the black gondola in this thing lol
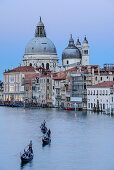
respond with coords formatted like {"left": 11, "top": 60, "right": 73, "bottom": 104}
{"left": 41, "top": 126, "right": 47, "bottom": 134}
{"left": 20, "top": 141, "right": 33, "bottom": 163}
{"left": 40, "top": 122, "right": 47, "bottom": 134}
{"left": 21, "top": 153, "right": 33, "bottom": 163}
{"left": 42, "top": 136, "right": 51, "bottom": 145}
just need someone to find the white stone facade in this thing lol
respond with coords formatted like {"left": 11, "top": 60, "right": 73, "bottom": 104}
{"left": 87, "top": 85, "right": 114, "bottom": 113}
{"left": 23, "top": 54, "right": 59, "bottom": 72}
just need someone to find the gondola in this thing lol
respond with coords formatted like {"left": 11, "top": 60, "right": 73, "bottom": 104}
{"left": 42, "top": 136, "right": 51, "bottom": 145}
{"left": 20, "top": 143, "right": 33, "bottom": 163}
{"left": 41, "top": 126, "right": 47, "bottom": 134}
{"left": 21, "top": 152, "right": 33, "bottom": 163}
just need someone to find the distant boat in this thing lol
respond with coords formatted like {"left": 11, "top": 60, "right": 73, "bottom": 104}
{"left": 42, "top": 136, "right": 51, "bottom": 145}
{"left": 65, "top": 107, "right": 74, "bottom": 111}
{"left": 40, "top": 122, "right": 47, "bottom": 134}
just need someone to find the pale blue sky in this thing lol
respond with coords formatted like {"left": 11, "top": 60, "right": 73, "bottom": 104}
{"left": 0, "top": 0, "right": 114, "bottom": 79}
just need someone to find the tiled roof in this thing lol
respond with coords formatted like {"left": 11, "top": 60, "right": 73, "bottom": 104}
{"left": 88, "top": 81, "right": 114, "bottom": 88}
{"left": 25, "top": 73, "right": 39, "bottom": 79}
{"left": 40, "top": 74, "right": 51, "bottom": 78}
{"left": 66, "top": 66, "right": 78, "bottom": 72}
{"left": 5, "top": 66, "right": 35, "bottom": 73}
{"left": 53, "top": 74, "right": 66, "bottom": 80}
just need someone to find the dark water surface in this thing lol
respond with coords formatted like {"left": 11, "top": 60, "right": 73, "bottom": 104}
{"left": 0, "top": 107, "right": 114, "bottom": 170}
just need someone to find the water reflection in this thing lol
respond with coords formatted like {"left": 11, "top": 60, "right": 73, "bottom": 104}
{"left": 20, "top": 160, "right": 33, "bottom": 170}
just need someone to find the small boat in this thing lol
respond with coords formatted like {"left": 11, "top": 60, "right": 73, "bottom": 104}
{"left": 21, "top": 152, "right": 33, "bottom": 163}
{"left": 41, "top": 126, "right": 47, "bottom": 134}
{"left": 42, "top": 136, "right": 51, "bottom": 145}
{"left": 65, "top": 107, "right": 74, "bottom": 111}
{"left": 40, "top": 122, "right": 47, "bottom": 134}
{"left": 20, "top": 143, "right": 33, "bottom": 163}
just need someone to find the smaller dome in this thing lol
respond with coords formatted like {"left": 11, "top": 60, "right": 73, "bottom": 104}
{"left": 62, "top": 35, "right": 81, "bottom": 60}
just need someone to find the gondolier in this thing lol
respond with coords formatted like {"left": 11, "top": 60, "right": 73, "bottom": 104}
{"left": 29, "top": 140, "right": 33, "bottom": 153}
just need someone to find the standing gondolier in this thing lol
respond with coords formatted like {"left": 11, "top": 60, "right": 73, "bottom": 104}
{"left": 29, "top": 140, "right": 33, "bottom": 153}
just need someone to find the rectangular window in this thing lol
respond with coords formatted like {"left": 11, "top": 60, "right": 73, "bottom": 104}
{"left": 94, "top": 90, "right": 95, "bottom": 95}
{"left": 47, "top": 79, "right": 49, "bottom": 83}
{"left": 106, "top": 90, "right": 108, "bottom": 95}
{"left": 10, "top": 75, "right": 14, "bottom": 82}
{"left": 100, "top": 90, "right": 102, "bottom": 95}
{"left": 103, "top": 104, "right": 105, "bottom": 109}
{"left": 91, "top": 103, "right": 93, "bottom": 108}
{"left": 97, "top": 90, "right": 98, "bottom": 95}
{"left": 84, "top": 50, "right": 88, "bottom": 54}
{"left": 88, "top": 103, "right": 90, "bottom": 108}
{"left": 10, "top": 86, "right": 14, "bottom": 92}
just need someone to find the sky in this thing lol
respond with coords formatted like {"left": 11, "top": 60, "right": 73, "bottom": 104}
{"left": 0, "top": 0, "right": 114, "bottom": 80}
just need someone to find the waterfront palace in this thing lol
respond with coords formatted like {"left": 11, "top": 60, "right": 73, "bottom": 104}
{"left": 2, "top": 18, "right": 114, "bottom": 113}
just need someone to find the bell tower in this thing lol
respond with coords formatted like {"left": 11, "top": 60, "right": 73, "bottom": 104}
{"left": 82, "top": 36, "right": 89, "bottom": 65}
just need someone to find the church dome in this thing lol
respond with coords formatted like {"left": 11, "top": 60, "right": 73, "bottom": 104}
{"left": 62, "top": 35, "right": 81, "bottom": 60}
{"left": 25, "top": 37, "right": 57, "bottom": 55}
{"left": 24, "top": 17, "right": 57, "bottom": 55}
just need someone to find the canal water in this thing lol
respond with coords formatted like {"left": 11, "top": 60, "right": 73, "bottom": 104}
{"left": 0, "top": 107, "right": 114, "bottom": 170}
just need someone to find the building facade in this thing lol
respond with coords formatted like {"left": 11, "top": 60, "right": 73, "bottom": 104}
{"left": 3, "top": 66, "right": 35, "bottom": 102}
{"left": 87, "top": 81, "right": 114, "bottom": 113}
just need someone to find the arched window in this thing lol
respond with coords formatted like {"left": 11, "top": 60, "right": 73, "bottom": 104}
{"left": 67, "top": 60, "right": 69, "bottom": 65}
{"left": 29, "top": 63, "right": 32, "bottom": 66}
{"left": 42, "top": 63, "right": 44, "bottom": 68}
{"left": 46, "top": 63, "right": 49, "bottom": 70}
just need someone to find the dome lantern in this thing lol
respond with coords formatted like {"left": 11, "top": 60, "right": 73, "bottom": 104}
{"left": 68, "top": 34, "right": 75, "bottom": 47}
{"left": 35, "top": 17, "right": 46, "bottom": 37}
{"left": 76, "top": 38, "right": 81, "bottom": 46}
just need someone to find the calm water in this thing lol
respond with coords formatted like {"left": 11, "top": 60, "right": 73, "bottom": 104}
{"left": 0, "top": 107, "right": 114, "bottom": 170}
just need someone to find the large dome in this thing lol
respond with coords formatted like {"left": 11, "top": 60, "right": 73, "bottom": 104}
{"left": 62, "top": 35, "right": 81, "bottom": 60}
{"left": 25, "top": 37, "right": 57, "bottom": 55}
